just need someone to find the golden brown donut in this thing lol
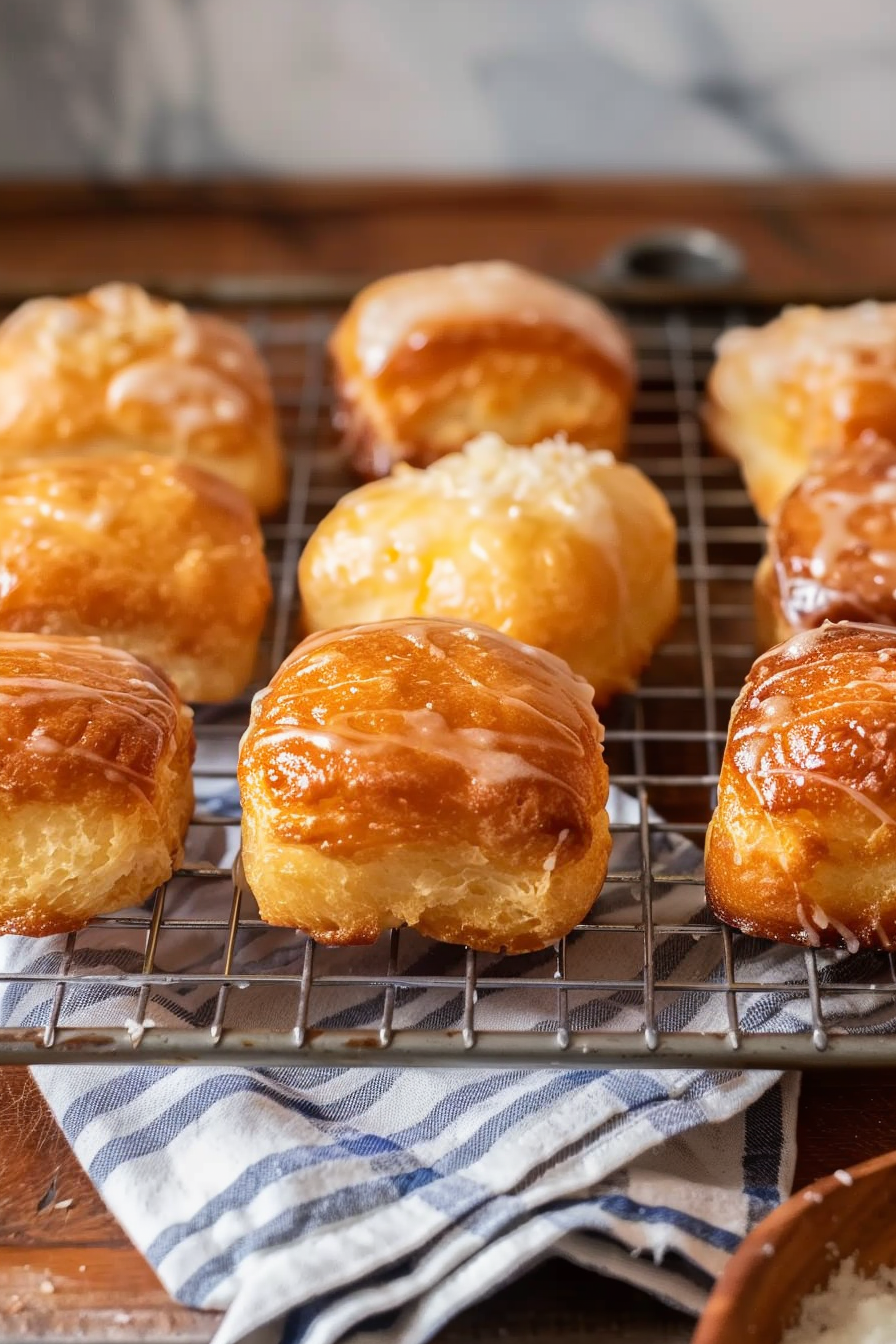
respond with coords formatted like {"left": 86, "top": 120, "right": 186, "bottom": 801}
{"left": 756, "top": 433, "right": 896, "bottom": 650}
{"left": 0, "top": 634, "right": 194, "bottom": 936}
{"left": 329, "top": 261, "right": 635, "bottom": 477}
{"left": 0, "top": 282, "right": 286, "bottom": 514}
{"left": 238, "top": 618, "right": 610, "bottom": 953}
{"left": 705, "top": 621, "right": 896, "bottom": 950}
{"left": 704, "top": 301, "right": 896, "bottom": 519}
{"left": 0, "top": 452, "right": 272, "bottom": 703}
{"left": 298, "top": 433, "right": 678, "bottom": 703}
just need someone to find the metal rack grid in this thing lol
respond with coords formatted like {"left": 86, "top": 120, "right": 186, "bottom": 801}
{"left": 1, "top": 293, "right": 895, "bottom": 1069}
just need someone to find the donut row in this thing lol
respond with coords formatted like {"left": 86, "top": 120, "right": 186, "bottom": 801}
{"left": 705, "top": 302, "right": 896, "bottom": 950}
{"left": 0, "top": 283, "right": 279, "bottom": 703}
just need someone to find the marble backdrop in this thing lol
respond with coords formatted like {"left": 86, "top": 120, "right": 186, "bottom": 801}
{"left": 0, "top": 0, "right": 894, "bottom": 176}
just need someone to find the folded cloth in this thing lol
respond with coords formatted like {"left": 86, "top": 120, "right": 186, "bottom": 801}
{"left": 9, "top": 773, "right": 883, "bottom": 1344}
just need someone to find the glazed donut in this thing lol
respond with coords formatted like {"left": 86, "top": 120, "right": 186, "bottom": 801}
{"left": 706, "top": 621, "right": 896, "bottom": 950}
{"left": 0, "top": 634, "right": 194, "bottom": 937}
{"left": 756, "top": 432, "right": 896, "bottom": 649}
{"left": 329, "top": 260, "right": 635, "bottom": 477}
{"left": 0, "top": 282, "right": 286, "bottom": 514}
{"left": 299, "top": 433, "right": 678, "bottom": 703}
{"left": 0, "top": 452, "right": 272, "bottom": 702}
{"left": 238, "top": 618, "right": 611, "bottom": 953}
{"left": 705, "top": 301, "right": 896, "bottom": 519}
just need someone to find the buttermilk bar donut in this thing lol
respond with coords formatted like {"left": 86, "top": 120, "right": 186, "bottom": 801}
{"left": 0, "top": 282, "right": 286, "bottom": 514}
{"left": 238, "top": 618, "right": 611, "bottom": 953}
{"left": 0, "top": 634, "right": 195, "bottom": 936}
{"left": 0, "top": 453, "right": 272, "bottom": 702}
{"left": 756, "top": 433, "right": 896, "bottom": 649}
{"left": 299, "top": 433, "right": 678, "bottom": 703}
{"left": 329, "top": 260, "right": 635, "bottom": 477}
{"left": 705, "top": 301, "right": 896, "bottom": 519}
{"left": 705, "top": 622, "right": 896, "bottom": 950}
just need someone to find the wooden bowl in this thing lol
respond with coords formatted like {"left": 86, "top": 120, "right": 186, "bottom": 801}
{"left": 693, "top": 1149, "right": 896, "bottom": 1344}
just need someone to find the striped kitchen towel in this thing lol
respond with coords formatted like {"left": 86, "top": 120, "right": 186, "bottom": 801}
{"left": 4, "top": 778, "right": 869, "bottom": 1344}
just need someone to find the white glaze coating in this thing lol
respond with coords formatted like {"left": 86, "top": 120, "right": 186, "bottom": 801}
{"left": 750, "top": 767, "right": 896, "bottom": 830}
{"left": 392, "top": 433, "right": 618, "bottom": 528}
{"left": 354, "top": 262, "right": 634, "bottom": 379}
{"left": 0, "top": 634, "right": 181, "bottom": 788}
{"left": 715, "top": 300, "right": 896, "bottom": 405}
{"left": 0, "top": 282, "right": 262, "bottom": 444}
{"left": 106, "top": 359, "right": 251, "bottom": 438}
{"left": 284, "top": 617, "right": 597, "bottom": 714}
{"left": 0, "top": 283, "right": 181, "bottom": 365}
{"left": 309, "top": 434, "right": 635, "bottom": 621}
{"left": 249, "top": 618, "right": 600, "bottom": 802}
{"left": 733, "top": 624, "right": 896, "bottom": 830}
{"left": 254, "top": 710, "right": 583, "bottom": 794}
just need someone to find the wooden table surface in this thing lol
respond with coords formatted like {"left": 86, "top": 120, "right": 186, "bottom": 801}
{"left": 5, "top": 178, "right": 896, "bottom": 300}
{"left": 2, "top": 179, "right": 896, "bottom": 1343}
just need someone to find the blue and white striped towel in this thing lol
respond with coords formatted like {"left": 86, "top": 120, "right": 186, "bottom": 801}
{"left": 9, "top": 775, "right": 884, "bottom": 1344}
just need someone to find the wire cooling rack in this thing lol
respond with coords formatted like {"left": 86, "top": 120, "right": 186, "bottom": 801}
{"left": 2, "top": 291, "right": 896, "bottom": 1070}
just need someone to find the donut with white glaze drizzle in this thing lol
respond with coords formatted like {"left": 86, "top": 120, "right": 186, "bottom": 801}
{"left": 705, "top": 300, "right": 896, "bottom": 520}
{"left": 756, "top": 432, "right": 896, "bottom": 647}
{"left": 0, "top": 632, "right": 194, "bottom": 936}
{"left": 329, "top": 261, "right": 635, "bottom": 478}
{"left": 706, "top": 621, "right": 896, "bottom": 950}
{"left": 0, "top": 282, "right": 285, "bottom": 514}
{"left": 298, "top": 432, "right": 678, "bottom": 704}
{"left": 0, "top": 451, "right": 272, "bottom": 703}
{"left": 238, "top": 617, "right": 611, "bottom": 953}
